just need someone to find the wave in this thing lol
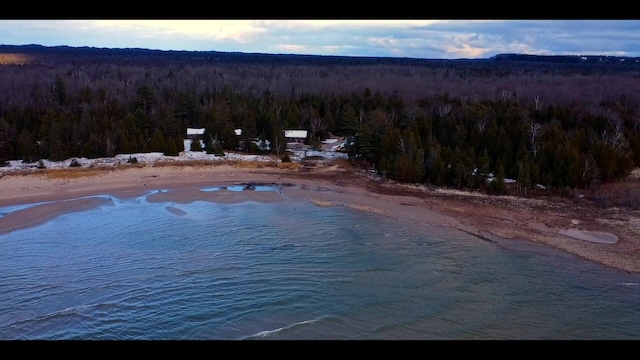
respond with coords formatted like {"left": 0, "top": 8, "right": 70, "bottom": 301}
{"left": 243, "top": 315, "right": 332, "bottom": 339}
{"left": 7, "top": 301, "right": 120, "bottom": 330}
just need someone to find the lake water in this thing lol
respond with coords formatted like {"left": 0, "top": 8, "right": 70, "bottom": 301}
{"left": 1, "top": 185, "right": 640, "bottom": 340}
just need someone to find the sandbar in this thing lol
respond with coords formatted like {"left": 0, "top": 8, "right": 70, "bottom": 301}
{"left": 559, "top": 229, "right": 619, "bottom": 244}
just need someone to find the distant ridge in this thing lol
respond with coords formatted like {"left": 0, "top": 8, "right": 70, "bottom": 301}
{"left": 490, "top": 53, "right": 640, "bottom": 64}
{"left": 1, "top": 44, "right": 638, "bottom": 67}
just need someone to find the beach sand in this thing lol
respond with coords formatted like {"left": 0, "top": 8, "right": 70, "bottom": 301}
{"left": 1, "top": 160, "right": 640, "bottom": 273}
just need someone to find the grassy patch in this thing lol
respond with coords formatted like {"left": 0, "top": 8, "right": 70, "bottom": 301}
{"left": 44, "top": 167, "right": 115, "bottom": 179}
{"left": 149, "top": 159, "right": 300, "bottom": 170}
{"left": 333, "top": 158, "right": 356, "bottom": 170}
{"left": 0, "top": 158, "right": 303, "bottom": 180}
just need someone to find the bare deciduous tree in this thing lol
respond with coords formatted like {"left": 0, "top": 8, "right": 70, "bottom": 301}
{"left": 601, "top": 109, "right": 629, "bottom": 156}
{"left": 533, "top": 94, "right": 542, "bottom": 111}
{"left": 358, "top": 108, "right": 366, "bottom": 128}
{"left": 498, "top": 88, "right": 510, "bottom": 102}
{"left": 582, "top": 152, "right": 600, "bottom": 187}
{"left": 529, "top": 121, "right": 542, "bottom": 159}
{"left": 476, "top": 117, "right": 488, "bottom": 134}
{"left": 437, "top": 104, "right": 451, "bottom": 119}
{"left": 459, "top": 95, "right": 468, "bottom": 108}
{"left": 397, "top": 137, "right": 407, "bottom": 155}
{"left": 308, "top": 117, "right": 327, "bottom": 135}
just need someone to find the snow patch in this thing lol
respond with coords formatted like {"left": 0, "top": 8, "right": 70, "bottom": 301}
{"left": 0, "top": 139, "right": 349, "bottom": 173}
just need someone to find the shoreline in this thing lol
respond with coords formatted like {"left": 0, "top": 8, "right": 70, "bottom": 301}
{"left": 1, "top": 161, "right": 640, "bottom": 274}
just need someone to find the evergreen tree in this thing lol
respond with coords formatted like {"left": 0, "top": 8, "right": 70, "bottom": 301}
{"left": 309, "top": 134, "right": 322, "bottom": 156}
{"left": 16, "top": 129, "right": 38, "bottom": 163}
{"left": 82, "top": 134, "right": 105, "bottom": 159}
{"left": 355, "top": 125, "right": 375, "bottom": 164}
{"left": 190, "top": 136, "right": 203, "bottom": 152}
{"left": 340, "top": 104, "right": 360, "bottom": 136}
{"left": 212, "top": 134, "right": 225, "bottom": 156}
{"left": 489, "top": 162, "right": 507, "bottom": 194}
{"left": 164, "top": 138, "right": 179, "bottom": 156}
{"left": 53, "top": 74, "right": 67, "bottom": 107}
{"left": 149, "top": 128, "right": 166, "bottom": 153}
{"left": 203, "top": 131, "right": 214, "bottom": 154}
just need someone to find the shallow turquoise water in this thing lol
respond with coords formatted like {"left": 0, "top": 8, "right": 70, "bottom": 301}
{"left": 1, "top": 185, "right": 639, "bottom": 340}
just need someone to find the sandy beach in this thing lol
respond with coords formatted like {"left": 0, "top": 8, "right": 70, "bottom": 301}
{"left": 1, "top": 160, "right": 640, "bottom": 274}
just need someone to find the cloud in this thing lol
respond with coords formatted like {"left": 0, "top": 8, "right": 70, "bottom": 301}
{"left": 0, "top": 19, "right": 638, "bottom": 59}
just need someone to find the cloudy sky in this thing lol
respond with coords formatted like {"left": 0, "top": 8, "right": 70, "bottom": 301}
{"left": 1, "top": 20, "right": 638, "bottom": 60}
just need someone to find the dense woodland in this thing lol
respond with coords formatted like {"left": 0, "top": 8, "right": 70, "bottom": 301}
{"left": 2, "top": 45, "right": 640, "bottom": 195}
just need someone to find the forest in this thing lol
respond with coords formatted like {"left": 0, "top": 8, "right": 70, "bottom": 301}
{"left": 1, "top": 44, "right": 640, "bottom": 195}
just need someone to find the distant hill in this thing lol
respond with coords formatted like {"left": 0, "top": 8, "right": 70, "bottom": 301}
{"left": 1, "top": 44, "right": 638, "bottom": 69}
{"left": 490, "top": 53, "right": 640, "bottom": 65}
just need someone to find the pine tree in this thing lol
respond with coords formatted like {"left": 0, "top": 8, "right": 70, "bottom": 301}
{"left": 149, "top": 128, "right": 166, "bottom": 153}
{"left": 190, "top": 137, "right": 203, "bottom": 152}
{"left": 53, "top": 74, "right": 67, "bottom": 107}
{"left": 489, "top": 162, "right": 507, "bottom": 194}
{"left": 164, "top": 138, "right": 179, "bottom": 156}
{"left": 340, "top": 105, "right": 360, "bottom": 136}
{"left": 309, "top": 134, "right": 322, "bottom": 156}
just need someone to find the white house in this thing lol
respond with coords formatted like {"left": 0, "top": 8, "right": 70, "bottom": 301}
{"left": 186, "top": 128, "right": 205, "bottom": 139}
{"left": 284, "top": 130, "right": 307, "bottom": 142}
{"left": 184, "top": 128, "right": 205, "bottom": 151}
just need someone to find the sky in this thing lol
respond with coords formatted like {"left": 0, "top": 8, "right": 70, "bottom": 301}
{"left": 0, "top": 20, "right": 639, "bottom": 60}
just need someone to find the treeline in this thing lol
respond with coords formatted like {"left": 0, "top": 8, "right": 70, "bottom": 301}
{"left": 1, "top": 45, "right": 640, "bottom": 194}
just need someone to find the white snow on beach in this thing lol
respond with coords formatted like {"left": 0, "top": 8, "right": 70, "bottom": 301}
{"left": 0, "top": 138, "right": 349, "bottom": 174}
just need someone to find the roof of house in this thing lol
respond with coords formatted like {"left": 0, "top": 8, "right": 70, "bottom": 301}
{"left": 284, "top": 130, "right": 308, "bottom": 138}
{"left": 186, "top": 128, "right": 205, "bottom": 135}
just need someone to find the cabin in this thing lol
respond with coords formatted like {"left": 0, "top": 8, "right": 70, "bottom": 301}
{"left": 284, "top": 130, "right": 307, "bottom": 143}
{"left": 186, "top": 128, "right": 205, "bottom": 139}
{"left": 184, "top": 128, "right": 205, "bottom": 151}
